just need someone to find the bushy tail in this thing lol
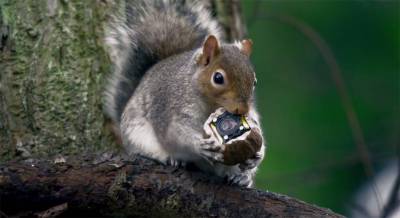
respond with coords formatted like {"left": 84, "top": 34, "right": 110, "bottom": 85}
{"left": 104, "top": 0, "right": 223, "bottom": 124}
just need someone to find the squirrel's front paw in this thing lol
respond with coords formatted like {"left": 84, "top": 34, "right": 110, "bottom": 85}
{"left": 228, "top": 172, "right": 253, "bottom": 188}
{"left": 239, "top": 151, "right": 263, "bottom": 171}
{"left": 200, "top": 137, "right": 225, "bottom": 163}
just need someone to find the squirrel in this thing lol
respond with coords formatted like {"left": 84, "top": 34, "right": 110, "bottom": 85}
{"left": 104, "top": 1, "right": 266, "bottom": 187}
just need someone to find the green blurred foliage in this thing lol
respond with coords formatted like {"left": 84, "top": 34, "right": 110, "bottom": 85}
{"left": 242, "top": 0, "right": 399, "bottom": 214}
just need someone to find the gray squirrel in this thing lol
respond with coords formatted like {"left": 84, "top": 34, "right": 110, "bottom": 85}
{"left": 104, "top": 1, "right": 265, "bottom": 187}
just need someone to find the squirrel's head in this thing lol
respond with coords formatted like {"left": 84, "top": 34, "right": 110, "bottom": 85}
{"left": 196, "top": 35, "right": 256, "bottom": 115}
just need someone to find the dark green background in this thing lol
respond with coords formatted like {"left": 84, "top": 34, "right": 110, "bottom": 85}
{"left": 242, "top": 0, "right": 399, "bottom": 215}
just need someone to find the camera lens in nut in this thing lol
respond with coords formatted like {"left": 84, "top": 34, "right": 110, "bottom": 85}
{"left": 220, "top": 118, "right": 238, "bottom": 132}
{"left": 216, "top": 114, "right": 241, "bottom": 136}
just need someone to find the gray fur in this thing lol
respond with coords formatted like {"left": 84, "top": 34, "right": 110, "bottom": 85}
{"left": 104, "top": 0, "right": 265, "bottom": 187}
{"left": 104, "top": 0, "right": 223, "bottom": 123}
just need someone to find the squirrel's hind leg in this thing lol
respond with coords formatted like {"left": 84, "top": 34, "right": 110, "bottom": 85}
{"left": 121, "top": 115, "right": 171, "bottom": 164}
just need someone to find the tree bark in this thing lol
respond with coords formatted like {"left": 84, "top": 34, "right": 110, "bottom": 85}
{"left": 0, "top": 154, "right": 343, "bottom": 218}
{"left": 0, "top": 0, "right": 116, "bottom": 160}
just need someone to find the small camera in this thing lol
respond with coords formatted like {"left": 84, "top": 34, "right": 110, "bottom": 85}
{"left": 209, "top": 111, "right": 251, "bottom": 143}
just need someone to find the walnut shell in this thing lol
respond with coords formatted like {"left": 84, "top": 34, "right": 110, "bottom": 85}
{"left": 223, "top": 128, "right": 263, "bottom": 165}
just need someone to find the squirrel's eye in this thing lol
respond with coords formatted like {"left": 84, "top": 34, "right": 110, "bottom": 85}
{"left": 213, "top": 72, "right": 224, "bottom": 85}
{"left": 253, "top": 79, "right": 257, "bottom": 87}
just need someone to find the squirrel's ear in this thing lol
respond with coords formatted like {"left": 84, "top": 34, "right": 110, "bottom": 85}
{"left": 200, "top": 35, "right": 220, "bottom": 66}
{"left": 240, "top": 39, "right": 253, "bottom": 56}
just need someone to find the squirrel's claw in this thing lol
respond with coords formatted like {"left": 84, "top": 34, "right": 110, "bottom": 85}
{"left": 200, "top": 150, "right": 224, "bottom": 163}
{"left": 200, "top": 137, "right": 225, "bottom": 151}
{"left": 239, "top": 151, "right": 263, "bottom": 171}
{"left": 166, "top": 157, "right": 186, "bottom": 168}
{"left": 227, "top": 173, "right": 253, "bottom": 188}
{"left": 201, "top": 140, "right": 222, "bottom": 152}
{"left": 200, "top": 137, "right": 225, "bottom": 163}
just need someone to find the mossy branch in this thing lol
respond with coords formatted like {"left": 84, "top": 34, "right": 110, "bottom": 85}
{"left": 0, "top": 154, "right": 343, "bottom": 218}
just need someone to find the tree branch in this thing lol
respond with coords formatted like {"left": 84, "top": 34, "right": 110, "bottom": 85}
{"left": 0, "top": 154, "right": 342, "bottom": 217}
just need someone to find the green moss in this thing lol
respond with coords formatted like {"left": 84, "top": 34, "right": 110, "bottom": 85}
{"left": 0, "top": 0, "right": 118, "bottom": 161}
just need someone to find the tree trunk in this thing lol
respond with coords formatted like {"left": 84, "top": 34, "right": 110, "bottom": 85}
{"left": 0, "top": 0, "right": 116, "bottom": 160}
{"left": 0, "top": 1, "right": 343, "bottom": 217}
